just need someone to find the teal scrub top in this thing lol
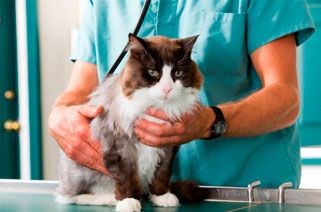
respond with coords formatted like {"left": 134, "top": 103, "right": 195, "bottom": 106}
{"left": 71, "top": 0, "right": 315, "bottom": 188}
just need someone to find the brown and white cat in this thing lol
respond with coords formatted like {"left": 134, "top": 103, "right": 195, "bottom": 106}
{"left": 56, "top": 34, "right": 207, "bottom": 212}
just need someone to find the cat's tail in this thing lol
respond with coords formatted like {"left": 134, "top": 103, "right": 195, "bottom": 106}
{"left": 169, "top": 181, "right": 210, "bottom": 203}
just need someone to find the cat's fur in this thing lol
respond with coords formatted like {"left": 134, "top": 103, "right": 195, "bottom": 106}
{"left": 56, "top": 34, "right": 207, "bottom": 212}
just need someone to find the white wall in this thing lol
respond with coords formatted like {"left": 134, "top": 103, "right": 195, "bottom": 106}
{"left": 38, "top": 0, "right": 80, "bottom": 180}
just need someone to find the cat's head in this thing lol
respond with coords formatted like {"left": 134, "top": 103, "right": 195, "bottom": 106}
{"left": 120, "top": 34, "right": 203, "bottom": 103}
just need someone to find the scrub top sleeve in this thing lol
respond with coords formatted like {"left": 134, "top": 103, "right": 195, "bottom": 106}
{"left": 70, "top": 0, "right": 96, "bottom": 64}
{"left": 247, "top": 0, "right": 315, "bottom": 55}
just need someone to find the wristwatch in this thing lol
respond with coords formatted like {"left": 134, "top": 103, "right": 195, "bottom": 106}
{"left": 204, "top": 106, "right": 227, "bottom": 140}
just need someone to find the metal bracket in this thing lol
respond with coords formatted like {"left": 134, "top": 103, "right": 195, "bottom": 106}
{"left": 278, "top": 182, "right": 293, "bottom": 203}
{"left": 248, "top": 180, "right": 261, "bottom": 204}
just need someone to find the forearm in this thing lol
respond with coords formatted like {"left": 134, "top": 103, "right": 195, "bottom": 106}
{"left": 53, "top": 90, "right": 89, "bottom": 107}
{"left": 219, "top": 83, "right": 300, "bottom": 137}
{"left": 53, "top": 61, "right": 99, "bottom": 107}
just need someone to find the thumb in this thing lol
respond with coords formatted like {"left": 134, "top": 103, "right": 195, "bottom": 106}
{"left": 78, "top": 105, "right": 104, "bottom": 118}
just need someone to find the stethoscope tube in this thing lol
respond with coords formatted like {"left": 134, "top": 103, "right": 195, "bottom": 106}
{"left": 105, "top": 0, "right": 151, "bottom": 78}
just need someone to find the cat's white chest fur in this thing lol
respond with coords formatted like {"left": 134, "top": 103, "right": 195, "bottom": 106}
{"left": 136, "top": 142, "right": 164, "bottom": 193}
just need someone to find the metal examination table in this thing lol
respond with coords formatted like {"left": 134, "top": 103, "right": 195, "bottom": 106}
{"left": 1, "top": 180, "right": 321, "bottom": 211}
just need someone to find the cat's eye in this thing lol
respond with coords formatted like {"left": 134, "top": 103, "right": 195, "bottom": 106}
{"left": 174, "top": 70, "right": 183, "bottom": 77}
{"left": 148, "top": 69, "right": 159, "bottom": 77}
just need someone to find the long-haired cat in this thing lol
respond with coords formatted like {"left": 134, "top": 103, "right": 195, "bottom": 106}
{"left": 56, "top": 34, "right": 208, "bottom": 212}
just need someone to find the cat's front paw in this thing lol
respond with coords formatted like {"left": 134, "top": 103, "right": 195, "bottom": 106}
{"left": 54, "top": 194, "right": 75, "bottom": 204}
{"left": 115, "top": 198, "right": 141, "bottom": 212}
{"left": 150, "top": 192, "right": 179, "bottom": 207}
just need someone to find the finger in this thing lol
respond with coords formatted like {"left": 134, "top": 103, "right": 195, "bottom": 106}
{"left": 135, "top": 119, "right": 171, "bottom": 136}
{"left": 139, "top": 139, "right": 157, "bottom": 147}
{"left": 134, "top": 127, "right": 158, "bottom": 145}
{"left": 78, "top": 105, "right": 104, "bottom": 118}
{"left": 55, "top": 133, "right": 110, "bottom": 175}
{"left": 85, "top": 136, "right": 103, "bottom": 153}
{"left": 134, "top": 127, "right": 180, "bottom": 147}
{"left": 68, "top": 112, "right": 99, "bottom": 143}
{"left": 71, "top": 119, "right": 102, "bottom": 151}
{"left": 68, "top": 114, "right": 92, "bottom": 139}
{"left": 72, "top": 147, "right": 109, "bottom": 175}
{"left": 56, "top": 132, "right": 101, "bottom": 160}
{"left": 74, "top": 145, "right": 109, "bottom": 175}
{"left": 69, "top": 141, "right": 109, "bottom": 176}
{"left": 66, "top": 113, "right": 104, "bottom": 157}
{"left": 75, "top": 125, "right": 103, "bottom": 153}
{"left": 145, "top": 108, "right": 171, "bottom": 121}
{"left": 139, "top": 136, "right": 178, "bottom": 148}
{"left": 71, "top": 137, "right": 103, "bottom": 161}
{"left": 135, "top": 118, "right": 185, "bottom": 137}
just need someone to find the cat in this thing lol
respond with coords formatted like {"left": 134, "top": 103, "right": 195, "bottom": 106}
{"left": 55, "top": 33, "right": 208, "bottom": 212}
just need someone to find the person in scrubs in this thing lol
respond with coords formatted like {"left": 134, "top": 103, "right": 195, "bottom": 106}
{"left": 49, "top": 0, "right": 315, "bottom": 188}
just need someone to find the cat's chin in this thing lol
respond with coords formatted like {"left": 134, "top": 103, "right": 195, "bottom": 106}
{"left": 154, "top": 97, "right": 168, "bottom": 103}
{"left": 153, "top": 94, "right": 180, "bottom": 102}
{"left": 153, "top": 97, "right": 176, "bottom": 106}
{"left": 154, "top": 96, "right": 186, "bottom": 105}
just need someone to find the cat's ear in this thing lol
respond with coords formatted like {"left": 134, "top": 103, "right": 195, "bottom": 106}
{"left": 127, "top": 33, "right": 147, "bottom": 52}
{"left": 127, "top": 33, "right": 154, "bottom": 64}
{"left": 179, "top": 35, "right": 199, "bottom": 55}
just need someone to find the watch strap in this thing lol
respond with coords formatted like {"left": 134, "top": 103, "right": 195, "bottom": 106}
{"left": 211, "top": 106, "right": 224, "bottom": 124}
{"left": 203, "top": 106, "right": 226, "bottom": 140}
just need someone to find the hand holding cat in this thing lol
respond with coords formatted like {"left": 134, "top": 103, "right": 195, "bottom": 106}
{"left": 48, "top": 104, "right": 109, "bottom": 175}
{"left": 134, "top": 106, "right": 215, "bottom": 147}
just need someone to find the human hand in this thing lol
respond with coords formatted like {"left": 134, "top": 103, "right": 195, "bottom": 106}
{"left": 48, "top": 104, "right": 109, "bottom": 175}
{"left": 134, "top": 105, "right": 215, "bottom": 147}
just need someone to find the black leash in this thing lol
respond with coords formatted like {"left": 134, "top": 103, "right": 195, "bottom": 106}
{"left": 105, "top": 0, "right": 151, "bottom": 78}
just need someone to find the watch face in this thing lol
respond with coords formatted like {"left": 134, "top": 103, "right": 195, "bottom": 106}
{"left": 215, "top": 121, "right": 227, "bottom": 134}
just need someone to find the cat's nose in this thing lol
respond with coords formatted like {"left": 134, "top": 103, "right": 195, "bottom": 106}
{"left": 162, "top": 86, "right": 172, "bottom": 94}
